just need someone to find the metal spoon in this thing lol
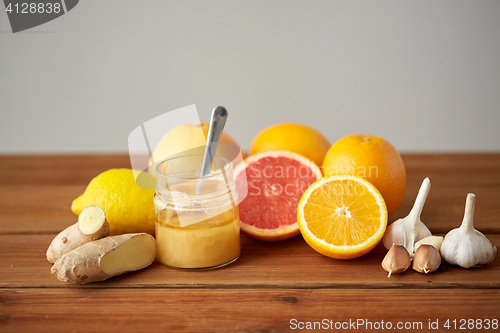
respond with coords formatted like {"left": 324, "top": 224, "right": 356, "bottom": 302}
{"left": 197, "top": 106, "right": 228, "bottom": 194}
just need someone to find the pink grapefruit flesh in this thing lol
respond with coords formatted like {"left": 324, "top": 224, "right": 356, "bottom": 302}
{"left": 234, "top": 150, "right": 322, "bottom": 241}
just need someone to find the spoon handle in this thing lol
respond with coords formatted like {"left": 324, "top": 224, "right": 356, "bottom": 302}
{"left": 200, "top": 106, "right": 228, "bottom": 177}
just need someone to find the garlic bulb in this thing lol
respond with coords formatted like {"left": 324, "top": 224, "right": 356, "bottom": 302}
{"left": 441, "top": 193, "right": 497, "bottom": 268}
{"left": 383, "top": 178, "right": 432, "bottom": 255}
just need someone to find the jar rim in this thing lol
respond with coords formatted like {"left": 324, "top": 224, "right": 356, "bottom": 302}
{"left": 155, "top": 154, "right": 232, "bottom": 181}
{"left": 155, "top": 154, "right": 236, "bottom": 204}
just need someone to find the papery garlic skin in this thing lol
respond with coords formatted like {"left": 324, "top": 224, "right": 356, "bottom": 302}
{"left": 441, "top": 230, "right": 497, "bottom": 268}
{"left": 383, "top": 178, "right": 432, "bottom": 255}
{"left": 382, "top": 244, "right": 411, "bottom": 277}
{"left": 441, "top": 193, "right": 497, "bottom": 269}
{"left": 413, "top": 244, "right": 441, "bottom": 274}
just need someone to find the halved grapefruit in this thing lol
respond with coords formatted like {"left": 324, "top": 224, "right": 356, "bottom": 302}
{"left": 234, "top": 150, "right": 322, "bottom": 241}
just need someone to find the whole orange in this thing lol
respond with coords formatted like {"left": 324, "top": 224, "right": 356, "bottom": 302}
{"left": 149, "top": 122, "right": 241, "bottom": 174}
{"left": 249, "top": 123, "right": 330, "bottom": 166}
{"left": 322, "top": 134, "right": 406, "bottom": 217}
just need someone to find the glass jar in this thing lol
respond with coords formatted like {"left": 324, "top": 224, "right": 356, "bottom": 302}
{"left": 154, "top": 154, "right": 240, "bottom": 270}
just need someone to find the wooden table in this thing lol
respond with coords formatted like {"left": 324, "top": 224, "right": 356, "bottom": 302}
{"left": 1, "top": 154, "right": 499, "bottom": 332}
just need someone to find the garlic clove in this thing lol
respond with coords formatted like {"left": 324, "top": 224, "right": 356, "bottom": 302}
{"left": 413, "top": 244, "right": 441, "bottom": 274}
{"left": 415, "top": 235, "right": 444, "bottom": 253}
{"left": 382, "top": 244, "right": 411, "bottom": 277}
{"left": 383, "top": 177, "right": 432, "bottom": 255}
{"left": 441, "top": 193, "right": 497, "bottom": 268}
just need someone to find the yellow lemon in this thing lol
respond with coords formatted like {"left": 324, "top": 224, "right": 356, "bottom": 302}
{"left": 298, "top": 175, "right": 387, "bottom": 259}
{"left": 71, "top": 169, "right": 156, "bottom": 235}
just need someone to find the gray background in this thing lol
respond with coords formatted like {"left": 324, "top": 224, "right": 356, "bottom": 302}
{"left": 1, "top": 0, "right": 499, "bottom": 153}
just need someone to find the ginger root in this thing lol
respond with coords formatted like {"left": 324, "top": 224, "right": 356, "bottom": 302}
{"left": 51, "top": 233, "right": 156, "bottom": 284}
{"left": 46, "top": 205, "right": 110, "bottom": 263}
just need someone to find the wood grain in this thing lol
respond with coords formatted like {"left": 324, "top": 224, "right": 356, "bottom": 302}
{"left": 0, "top": 155, "right": 131, "bottom": 185}
{"left": 0, "top": 154, "right": 499, "bottom": 332}
{"left": 392, "top": 153, "right": 500, "bottom": 233}
{"left": 0, "top": 185, "right": 81, "bottom": 234}
{"left": 1, "top": 234, "right": 498, "bottom": 289}
{"left": 0, "top": 289, "right": 498, "bottom": 333}
{"left": 1, "top": 154, "right": 500, "bottom": 233}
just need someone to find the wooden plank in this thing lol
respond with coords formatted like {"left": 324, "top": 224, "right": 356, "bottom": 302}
{"left": 0, "top": 288, "right": 498, "bottom": 332}
{"left": 1, "top": 234, "right": 498, "bottom": 289}
{"left": 0, "top": 155, "right": 129, "bottom": 234}
{"left": 0, "top": 185, "right": 82, "bottom": 234}
{"left": 1, "top": 183, "right": 498, "bottom": 234}
{"left": 391, "top": 182, "right": 500, "bottom": 233}
{"left": 0, "top": 155, "right": 498, "bottom": 332}
{"left": 1, "top": 154, "right": 499, "bottom": 185}
{"left": 1, "top": 154, "right": 500, "bottom": 233}
{"left": 402, "top": 153, "right": 500, "bottom": 183}
{"left": 0, "top": 155, "right": 131, "bottom": 185}
{"left": 392, "top": 153, "right": 500, "bottom": 233}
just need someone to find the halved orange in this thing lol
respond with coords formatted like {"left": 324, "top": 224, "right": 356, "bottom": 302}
{"left": 297, "top": 175, "right": 388, "bottom": 259}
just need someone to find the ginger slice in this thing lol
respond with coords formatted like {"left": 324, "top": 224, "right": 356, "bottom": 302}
{"left": 46, "top": 205, "right": 110, "bottom": 263}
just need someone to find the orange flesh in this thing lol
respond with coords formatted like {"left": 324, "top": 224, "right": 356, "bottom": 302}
{"left": 303, "top": 179, "right": 381, "bottom": 246}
